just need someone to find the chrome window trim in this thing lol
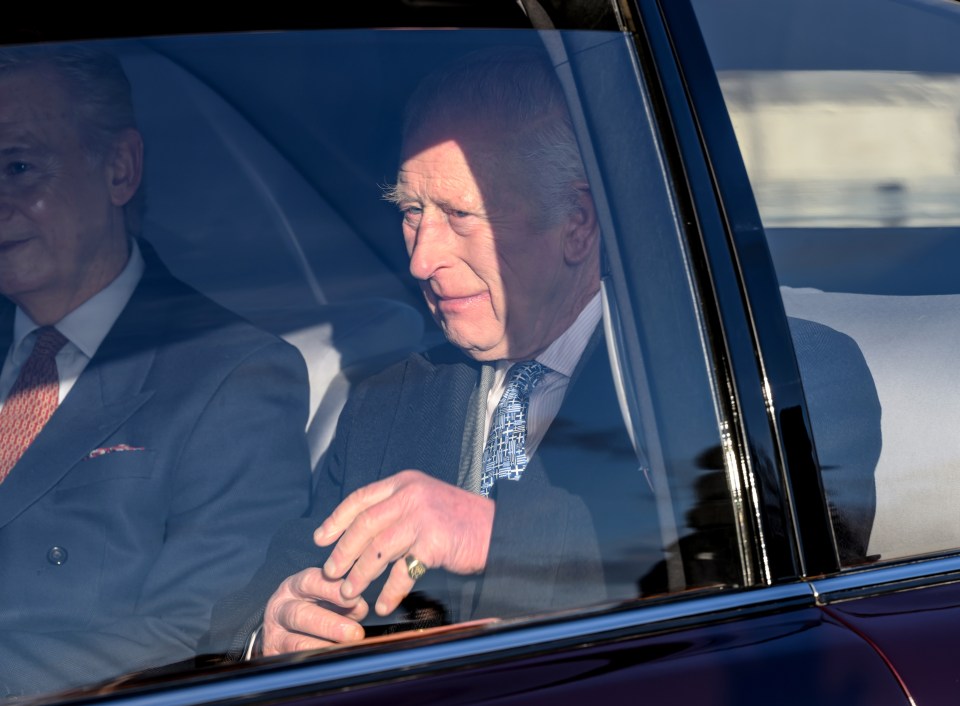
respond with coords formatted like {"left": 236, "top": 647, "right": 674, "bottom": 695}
{"left": 812, "top": 553, "right": 960, "bottom": 604}
{"left": 67, "top": 585, "right": 814, "bottom": 706}
{"left": 52, "top": 558, "right": 960, "bottom": 706}
{"left": 631, "top": 0, "right": 811, "bottom": 584}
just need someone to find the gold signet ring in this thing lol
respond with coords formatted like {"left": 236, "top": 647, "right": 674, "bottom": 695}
{"left": 405, "top": 555, "right": 427, "bottom": 581}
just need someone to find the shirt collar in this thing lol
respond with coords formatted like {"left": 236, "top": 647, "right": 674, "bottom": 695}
{"left": 496, "top": 291, "right": 602, "bottom": 379}
{"left": 13, "top": 240, "right": 145, "bottom": 359}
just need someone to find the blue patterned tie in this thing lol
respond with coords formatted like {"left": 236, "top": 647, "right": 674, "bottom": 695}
{"left": 480, "top": 361, "right": 549, "bottom": 497}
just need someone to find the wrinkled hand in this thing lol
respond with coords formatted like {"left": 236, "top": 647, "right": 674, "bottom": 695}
{"left": 261, "top": 567, "right": 368, "bottom": 656}
{"left": 315, "top": 469, "right": 495, "bottom": 617}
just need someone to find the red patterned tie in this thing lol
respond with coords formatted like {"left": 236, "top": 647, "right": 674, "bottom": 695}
{"left": 0, "top": 327, "right": 69, "bottom": 484}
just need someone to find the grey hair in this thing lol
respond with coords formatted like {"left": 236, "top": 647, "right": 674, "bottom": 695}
{"left": 394, "top": 46, "right": 587, "bottom": 228}
{"left": 0, "top": 45, "right": 144, "bottom": 236}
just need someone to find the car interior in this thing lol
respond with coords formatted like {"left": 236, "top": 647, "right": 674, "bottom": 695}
{"left": 117, "top": 34, "right": 497, "bottom": 470}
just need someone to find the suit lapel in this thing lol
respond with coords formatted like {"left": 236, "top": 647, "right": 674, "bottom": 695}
{"left": 532, "top": 325, "right": 603, "bottom": 463}
{"left": 0, "top": 252, "right": 168, "bottom": 530}
{"left": 0, "top": 304, "right": 12, "bottom": 356}
{"left": 383, "top": 349, "right": 480, "bottom": 488}
{"left": 457, "top": 363, "right": 496, "bottom": 494}
{"left": 0, "top": 368, "right": 154, "bottom": 530}
{"left": 533, "top": 328, "right": 642, "bottom": 489}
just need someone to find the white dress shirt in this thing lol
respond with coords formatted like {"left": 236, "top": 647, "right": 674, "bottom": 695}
{"left": 0, "top": 241, "right": 145, "bottom": 411}
{"left": 483, "top": 292, "right": 602, "bottom": 459}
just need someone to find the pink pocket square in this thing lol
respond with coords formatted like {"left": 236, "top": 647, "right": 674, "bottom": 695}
{"left": 85, "top": 444, "right": 146, "bottom": 460}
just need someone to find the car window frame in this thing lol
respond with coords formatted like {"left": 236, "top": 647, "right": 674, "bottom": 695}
{"left": 638, "top": 0, "right": 843, "bottom": 581}
{"left": 661, "top": 0, "right": 960, "bottom": 596}
{"left": 0, "top": 7, "right": 838, "bottom": 702}
{"left": 670, "top": 0, "right": 960, "bottom": 597}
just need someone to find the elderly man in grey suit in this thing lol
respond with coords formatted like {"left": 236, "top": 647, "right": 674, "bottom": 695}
{"left": 0, "top": 47, "right": 311, "bottom": 694}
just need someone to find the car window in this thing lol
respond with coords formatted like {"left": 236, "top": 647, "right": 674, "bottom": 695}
{"left": 0, "top": 26, "right": 747, "bottom": 701}
{"left": 693, "top": 0, "right": 960, "bottom": 564}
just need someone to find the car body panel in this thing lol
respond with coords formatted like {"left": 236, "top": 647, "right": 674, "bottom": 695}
{"left": 304, "top": 607, "right": 905, "bottom": 706}
{"left": 826, "top": 580, "right": 960, "bottom": 706}
{"left": 7, "top": 0, "right": 960, "bottom": 702}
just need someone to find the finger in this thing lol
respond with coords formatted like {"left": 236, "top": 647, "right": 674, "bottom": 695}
{"left": 322, "top": 499, "right": 407, "bottom": 580}
{"left": 263, "top": 600, "right": 367, "bottom": 656}
{"left": 286, "top": 567, "right": 364, "bottom": 608}
{"left": 340, "top": 520, "right": 417, "bottom": 599}
{"left": 273, "top": 591, "right": 368, "bottom": 638}
{"left": 314, "top": 475, "right": 403, "bottom": 547}
{"left": 374, "top": 557, "right": 419, "bottom": 616}
{"left": 262, "top": 570, "right": 369, "bottom": 657}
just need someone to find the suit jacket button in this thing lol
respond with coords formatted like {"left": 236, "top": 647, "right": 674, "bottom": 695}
{"left": 47, "top": 546, "right": 68, "bottom": 565}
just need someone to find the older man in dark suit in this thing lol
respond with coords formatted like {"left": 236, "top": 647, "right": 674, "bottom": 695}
{"left": 0, "top": 48, "right": 311, "bottom": 694}
{"left": 208, "top": 47, "right": 879, "bottom": 659}
{"left": 205, "top": 47, "right": 663, "bottom": 657}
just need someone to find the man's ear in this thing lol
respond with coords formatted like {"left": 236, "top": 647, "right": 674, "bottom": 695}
{"left": 105, "top": 128, "right": 144, "bottom": 207}
{"left": 563, "top": 181, "right": 600, "bottom": 265}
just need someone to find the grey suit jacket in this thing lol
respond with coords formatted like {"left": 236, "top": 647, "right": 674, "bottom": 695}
{"left": 0, "top": 243, "right": 312, "bottom": 696}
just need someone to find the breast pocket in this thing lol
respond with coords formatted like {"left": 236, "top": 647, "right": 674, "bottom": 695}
{"left": 56, "top": 448, "right": 157, "bottom": 490}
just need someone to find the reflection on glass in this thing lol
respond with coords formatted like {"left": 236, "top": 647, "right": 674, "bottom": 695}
{"left": 695, "top": 0, "right": 960, "bottom": 566}
{"left": 0, "top": 28, "right": 738, "bottom": 701}
{"left": 720, "top": 71, "right": 960, "bottom": 229}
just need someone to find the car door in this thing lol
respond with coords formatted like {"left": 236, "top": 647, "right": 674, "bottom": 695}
{"left": 0, "top": 2, "right": 933, "bottom": 704}
{"left": 675, "top": 0, "right": 960, "bottom": 703}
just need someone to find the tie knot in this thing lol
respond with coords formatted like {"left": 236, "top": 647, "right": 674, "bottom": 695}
{"left": 31, "top": 327, "right": 69, "bottom": 359}
{"left": 505, "top": 360, "right": 549, "bottom": 397}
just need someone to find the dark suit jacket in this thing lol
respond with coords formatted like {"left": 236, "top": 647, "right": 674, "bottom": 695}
{"left": 316, "top": 333, "right": 661, "bottom": 620}
{"left": 205, "top": 333, "right": 661, "bottom": 656}
{"left": 0, "top": 243, "right": 312, "bottom": 696}
{"left": 205, "top": 315, "right": 880, "bottom": 658}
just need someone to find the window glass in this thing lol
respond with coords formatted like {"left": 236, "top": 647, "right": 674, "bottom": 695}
{"left": 0, "top": 28, "right": 739, "bottom": 701}
{"left": 693, "top": 0, "right": 960, "bottom": 564}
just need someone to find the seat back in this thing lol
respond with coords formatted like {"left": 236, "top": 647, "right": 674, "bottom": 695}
{"left": 122, "top": 48, "right": 426, "bottom": 470}
{"left": 782, "top": 286, "right": 960, "bottom": 559}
